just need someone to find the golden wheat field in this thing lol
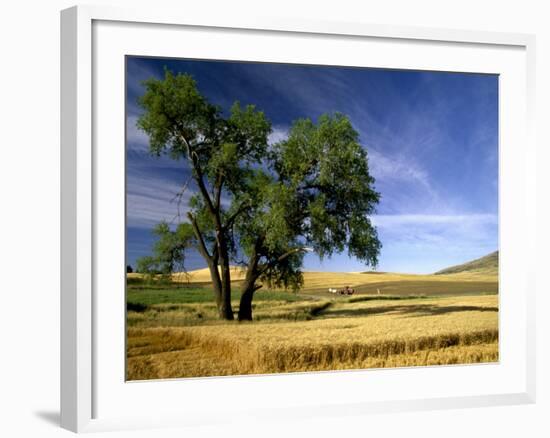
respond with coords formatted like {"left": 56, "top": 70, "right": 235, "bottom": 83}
{"left": 129, "top": 268, "right": 497, "bottom": 289}
{"left": 127, "top": 292, "right": 499, "bottom": 380}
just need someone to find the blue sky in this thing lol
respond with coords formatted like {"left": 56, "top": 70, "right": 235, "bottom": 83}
{"left": 126, "top": 56, "right": 498, "bottom": 274}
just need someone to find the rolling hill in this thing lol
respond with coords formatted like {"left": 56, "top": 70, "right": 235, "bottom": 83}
{"left": 127, "top": 251, "right": 498, "bottom": 296}
{"left": 159, "top": 261, "right": 498, "bottom": 296}
{"left": 434, "top": 251, "right": 498, "bottom": 276}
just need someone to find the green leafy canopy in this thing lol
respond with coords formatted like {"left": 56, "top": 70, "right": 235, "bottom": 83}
{"left": 135, "top": 69, "right": 381, "bottom": 293}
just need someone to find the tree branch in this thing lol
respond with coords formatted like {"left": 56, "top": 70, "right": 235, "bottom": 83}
{"left": 176, "top": 130, "right": 218, "bottom": 219}
{"left": 224, "top": 200, "right": 250, "bottom": 231}
{"left": 257, "top": 247, "right": 309, "bottom": 277}
{"left": 169, "top": 175, "right": 193, "bottom": 224}
{"left": 245, "top": 239, "right": 261, "bottom": 282}
{"left": 177, "top": 132, "right": 228, "bottom": 265}
{"left": 212, "top": 242, "right": 219, "bottom": 265}
{"left": 214, "top": 174, "right": 224, "bottom": 210}
{"left": 190, "top": 150, "right": 217, "bottom": 217}
{"left": 187, "top": 212, "right": 212, "bottom": 261}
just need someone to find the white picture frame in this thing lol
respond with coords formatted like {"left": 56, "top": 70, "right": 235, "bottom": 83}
{"left": 60, "top": 4, "right": 536, "bottom": 433}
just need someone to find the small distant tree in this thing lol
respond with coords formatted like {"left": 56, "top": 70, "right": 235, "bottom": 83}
{"left": 136, "top": 222, "right": 192, "bottom": 282}
{"left": 126, "top": 265, "right": 133, "bottom": 273}
{"left": 136, "top": 69, "right": 381, "bottom": 320}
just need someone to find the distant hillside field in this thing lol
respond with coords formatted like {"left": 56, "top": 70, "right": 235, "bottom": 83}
{"left": 127, "top": 252, "right": 498, "bottom": 297}
{"left": 435, "top": 251, "right": 499, "bottom": 276}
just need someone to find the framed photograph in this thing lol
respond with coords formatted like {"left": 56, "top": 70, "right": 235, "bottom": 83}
{"left": 61, "top": 5, "right": 536, "bottom": 433}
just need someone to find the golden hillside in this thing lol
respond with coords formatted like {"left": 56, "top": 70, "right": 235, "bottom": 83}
{"left": 161, "top": 265, "right": 497, "bottom": 296}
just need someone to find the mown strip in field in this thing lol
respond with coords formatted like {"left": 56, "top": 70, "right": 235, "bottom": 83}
{"left": 127, "top": 326, "right": 498, "bottom": 379}
{"left": 126, "top": 295, "right": 499, "bottom": 380}
{"left": 305, "top": 280, "right": 498, "bottom": 296}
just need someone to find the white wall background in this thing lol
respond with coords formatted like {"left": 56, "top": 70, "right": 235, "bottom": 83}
{"left": 0, "top": 1, "right": 547, "bottom": 437}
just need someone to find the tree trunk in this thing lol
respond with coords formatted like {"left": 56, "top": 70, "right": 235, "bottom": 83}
{"left": 206, "top": 262, "right": 225, "bottom": 317}
{"left": 187, "top": 161, "right": 235, "bottom": 320}
{"left": 218, "top": 252, "right": 234, "bottom": 320}
{"left": 238, "top": 274, "right": 261, "bottom": 321}
{"left": 218, "top": 238, "right": 235, "bottom": 321}
{"left": 218, "top": 294, "right": 233, "bottom": 320}
{"left": 238, "top": 243, "right": 261, "bottom": 321}
{"left": 238, "top": 282, "right": 255, "bottom": 321}
{"left": 205, "top": 252, "right": 232, "bottom": 320}
{"left": 238, "top": 246, "right": 306, "bottom": 320}
{"left": 209, "top": 262, "right": 233, "bottom": 320}
{"left": 187, "top": 212, "right": 234, "bottom": 320}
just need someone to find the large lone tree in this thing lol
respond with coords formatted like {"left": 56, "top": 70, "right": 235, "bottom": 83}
{"left": 136, "top": 69, "right": 381, "bottom": 321}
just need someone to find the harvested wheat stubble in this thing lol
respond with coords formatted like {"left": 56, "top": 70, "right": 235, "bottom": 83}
{"left": 128, "top": 342, "right": 499, "bottom": 380}
{"left": 127, "top": 295, "right": 499, "bottom": 379}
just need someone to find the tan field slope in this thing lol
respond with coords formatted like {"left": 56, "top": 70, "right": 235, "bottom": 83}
{"left": 173, "top": 268, "right": 464, "bottom": 285}
{"left": 435, "top": 251, "right": 498, "bottom": 276}
{"left": 165, "top": 252, "right": 498, "bottom": 295}
{"left": 127, "top": 251, "right": 498, "bottom": 296}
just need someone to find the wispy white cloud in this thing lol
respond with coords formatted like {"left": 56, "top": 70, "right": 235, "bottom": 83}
{"left": 367, "top": 148, "right": 438, "bottom": 201}
{"left": 369, "top": 213, "right": 498, "bottom": 272}
{"left": 126, "top": 165, "right": 232, "bottom": 229}
{"left": 268, "top": 126, "right": 289, "bottom": 145}
{"left": 304, "top": 212, "right": 497, "bottom": 274}
{"left": 126, "top": 171, "right": 192, "bottom": 228}
{"left": 372, "top": 213, "right": 497, "bottom": 252}
{"left": 372, "top": 213, "right": 497, "bottom": 227}
{"left": 126, "top": 58, "right": 164, "bottom": 115}
{"left": 126, "top": 115, "right": 150, "bottom": 153}
{"left": 125, "top": 59, "right": 498, "bottom": 273}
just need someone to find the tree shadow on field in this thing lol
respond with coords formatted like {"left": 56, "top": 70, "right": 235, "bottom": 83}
{"left": 323, "top": 304, "right": 498, "bottom": 319}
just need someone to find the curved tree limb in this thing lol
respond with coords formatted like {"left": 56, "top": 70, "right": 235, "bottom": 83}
{"left": 187, "top": 212, "right": 212, "bottom": 261}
